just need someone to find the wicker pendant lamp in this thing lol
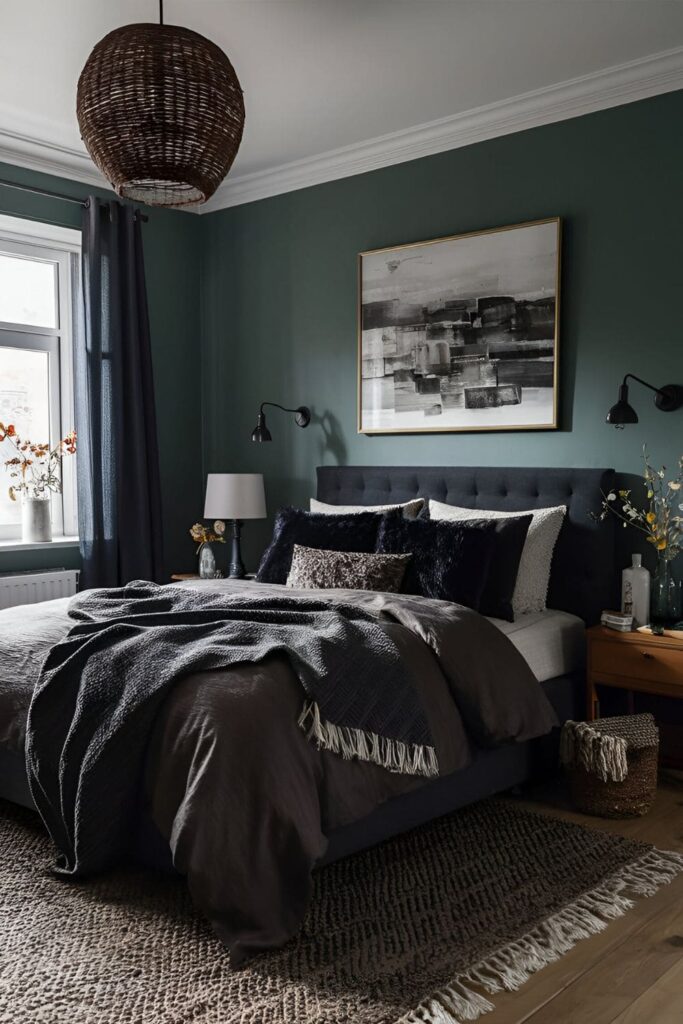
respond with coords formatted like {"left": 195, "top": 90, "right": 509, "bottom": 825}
{"left": 77, "top": 0, "right": 245, "bottom": 208}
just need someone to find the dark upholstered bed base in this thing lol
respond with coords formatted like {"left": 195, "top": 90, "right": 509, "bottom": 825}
{"left": 1, "top": 671, "right": 582, "bottom": 869}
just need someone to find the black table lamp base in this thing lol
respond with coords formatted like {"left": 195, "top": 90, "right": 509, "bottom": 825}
{"left": 228, "top": 519, "right": 246, "bottom": 579}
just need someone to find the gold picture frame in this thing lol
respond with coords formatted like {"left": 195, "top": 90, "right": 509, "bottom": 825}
{"left": 357, "top": 217, "right": 561, "bottom": 435}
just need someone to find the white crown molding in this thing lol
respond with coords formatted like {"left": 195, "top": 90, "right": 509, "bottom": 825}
{"left": 202, "top": 45, "right": 683, "bottom": 214}
{"left": 0, "top": 46, "right": 681, "bottom": 214}
{"left": 0, "top": 103, "right": 108, "bottom": 192}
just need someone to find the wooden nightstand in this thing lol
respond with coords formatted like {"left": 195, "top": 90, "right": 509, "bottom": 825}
{"left": 586, "top": 625, "right": 683, "bottom": 721}
{"left": 170, "top": 573, "right": 256, "bottom": 582}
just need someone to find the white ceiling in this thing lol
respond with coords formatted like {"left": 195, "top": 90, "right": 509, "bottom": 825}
{"left": 1, "top": 1, "right": 682, "bottom": 210}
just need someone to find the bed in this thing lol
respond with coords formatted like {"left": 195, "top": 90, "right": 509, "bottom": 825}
{"left": 315, "top": 465, "right": 616, "bottom": 860}
{"left": 0, "top": 464, "right": 616, "bottom": 961}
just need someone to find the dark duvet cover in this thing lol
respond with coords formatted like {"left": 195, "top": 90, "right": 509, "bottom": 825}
{"left": 0, "top": 579, "right": 556, "bottom": 964}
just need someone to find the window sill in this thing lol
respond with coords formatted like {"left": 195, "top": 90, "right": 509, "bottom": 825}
{"left": 0, "top": 536, "right": 79, "bottom": 552}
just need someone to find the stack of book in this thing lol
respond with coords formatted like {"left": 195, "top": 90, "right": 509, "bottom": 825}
{"left": 600, "top": 609, "right": 634, "bottom": 632}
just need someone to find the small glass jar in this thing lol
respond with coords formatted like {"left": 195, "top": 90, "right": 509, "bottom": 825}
{"left": 198, "top": 543, "right": 217, "bottom": 579}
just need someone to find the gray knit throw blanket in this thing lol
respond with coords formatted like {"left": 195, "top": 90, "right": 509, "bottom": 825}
{"left": 26, "top": 581, "right": 437, "bottom": 876}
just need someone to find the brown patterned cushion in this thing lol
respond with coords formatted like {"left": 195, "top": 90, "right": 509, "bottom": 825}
{"left": 286, "top": 544, "right": 411, "bottom": 593}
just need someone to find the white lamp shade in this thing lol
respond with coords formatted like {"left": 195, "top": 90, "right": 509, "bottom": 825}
{"left": 204, "top": 473, "right": 266, "bottom": 520}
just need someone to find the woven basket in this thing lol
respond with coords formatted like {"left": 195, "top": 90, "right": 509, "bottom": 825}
{"left": 77, "top": 23, "right": 245, "bottom": 208}
{"left": 561, "top": 714, "right": 658, "bottom": 819}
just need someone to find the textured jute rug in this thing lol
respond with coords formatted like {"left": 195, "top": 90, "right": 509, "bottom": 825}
{"left": 1, "top": 797, "right": 682, "bottom": 1024}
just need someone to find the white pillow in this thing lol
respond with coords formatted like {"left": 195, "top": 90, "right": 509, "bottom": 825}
{"left": 428, "top": 498, "right": 566, "bottom": 616}
{"left": 309, "top": 497, "right": 424, "bottom": 519}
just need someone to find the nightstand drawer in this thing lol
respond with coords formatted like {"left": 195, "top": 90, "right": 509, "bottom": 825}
{"left": 592, "top": 639, "right": 683, "bottom": 688}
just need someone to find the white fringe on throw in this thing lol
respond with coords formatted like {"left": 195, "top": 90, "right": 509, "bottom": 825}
{"left": 298, "top": 701, "right": 439, "bottom": 778}
{"left": 559, "top": 720, "right": 629, "bottom": 782}
{"left": 398, "top": 847, "right": 683, "bottom": 1024}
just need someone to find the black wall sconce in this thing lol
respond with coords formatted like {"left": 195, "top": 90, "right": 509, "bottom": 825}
{"left": 251, "top": 401, "right": 311, "bottom": 441}
{"left": 606, "top": 374, "right": 683, "bottom": 428}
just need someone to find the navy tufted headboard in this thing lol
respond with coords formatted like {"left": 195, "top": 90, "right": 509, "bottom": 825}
{"left": 316, "top": 465, "right": 617, "bottom": 625}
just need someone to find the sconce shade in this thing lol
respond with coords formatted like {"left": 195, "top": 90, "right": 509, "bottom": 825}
{"left": 251, "top": 412, "right": 272, "bottom": 443}
{"left": 606, "top": 383, "right": 638, "bottom": 426}
{"left": 204, "top": 474, "right": 266, "bottom": 520}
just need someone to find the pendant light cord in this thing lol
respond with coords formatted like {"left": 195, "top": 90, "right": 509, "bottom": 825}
{"left": 159, "top": 0, "right": 164, "bottom": 25}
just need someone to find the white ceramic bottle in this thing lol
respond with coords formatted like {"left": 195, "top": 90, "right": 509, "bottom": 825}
{"left": 621, "top": 554, "right": 651, "bottom": 628}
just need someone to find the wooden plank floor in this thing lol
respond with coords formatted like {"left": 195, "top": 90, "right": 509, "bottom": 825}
{"left": 484, "top": 772, "right": 683, "bottom": 1024}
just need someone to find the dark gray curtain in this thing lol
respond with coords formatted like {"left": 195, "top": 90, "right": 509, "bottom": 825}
{"left": 74, "top": 198, "right": 164, "bottom": 588}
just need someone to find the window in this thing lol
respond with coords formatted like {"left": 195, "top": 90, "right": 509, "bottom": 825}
{"left": 0, "top": 215, "right": 81, "bottom": 543}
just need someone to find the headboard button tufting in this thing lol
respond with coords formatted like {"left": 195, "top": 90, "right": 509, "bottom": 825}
{"left": 316, "top": 465, "right": 616, "bottom": 624}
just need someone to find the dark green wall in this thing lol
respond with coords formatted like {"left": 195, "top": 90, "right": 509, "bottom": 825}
{"left": 2, "top": 90, "right": 682, "bottom": 580}
{"left": 200, "top": 91, "right": 683, "bottom": 572}
{"left": 0, "top": 161, "right": 204, "bottom": 577}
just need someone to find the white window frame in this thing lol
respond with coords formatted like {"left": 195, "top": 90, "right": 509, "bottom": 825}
{"left": 0, "top": 214, "right": 81, "bottom": 544}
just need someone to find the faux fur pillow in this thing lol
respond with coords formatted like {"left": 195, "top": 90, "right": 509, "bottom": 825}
{"left": 286, "top": 544, "right": 411, "bottom": 592}
{"left": 421, "top": 508, "right": 532, "bottom": 621}
{"left": 256, "top": 507, "right": 384, "bottom": 585}
{"left": 310, "top": 498, "right": 424, "bottom": 519}
{"left": 376, "top": 512, "right": 498, "bottom": 610}
{"left": 428, "top": 499, "right": 566, "bottom": 616}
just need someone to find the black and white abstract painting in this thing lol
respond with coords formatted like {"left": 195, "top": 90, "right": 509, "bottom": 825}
{"left": 358, "top": 218, "right": 560, "bottom": 434}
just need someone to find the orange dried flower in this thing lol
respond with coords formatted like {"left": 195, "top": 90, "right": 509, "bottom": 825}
{"left": 1, "top": 424, "right": 76, "bottom": 501}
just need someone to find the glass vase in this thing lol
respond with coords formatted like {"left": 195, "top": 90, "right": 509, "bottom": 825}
{"left": 649, "top": 557, "right": 680, "bottom": 633}
{"left": 198, "top": 543, "right": 216, "bottom": 579}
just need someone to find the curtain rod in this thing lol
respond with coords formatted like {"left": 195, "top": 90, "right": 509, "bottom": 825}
{"left": 0, "top": 177, "right": 148, "bottom": 222}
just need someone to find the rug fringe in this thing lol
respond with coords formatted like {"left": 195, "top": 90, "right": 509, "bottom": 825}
{"left": 397, "top": 847, "right": 683, "bottom": 1023}
{"left": 298, "top": 700, "right": 439, "bottom": 778}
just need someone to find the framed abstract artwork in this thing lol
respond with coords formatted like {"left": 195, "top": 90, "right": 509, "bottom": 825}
{"left": 358, "top": 217, "right": 561, "bottom": 434}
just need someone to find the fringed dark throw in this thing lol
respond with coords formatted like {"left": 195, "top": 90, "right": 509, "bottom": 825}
{"left": 26, "top": 581, "right": 437, "bottom": 876}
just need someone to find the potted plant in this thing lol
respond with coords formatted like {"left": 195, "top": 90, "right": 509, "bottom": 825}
{"left": 0, "top": 423, "right": 77, "bottom": 543}
{"left": 595, "top": 448, "right": 682, "bottom": 632}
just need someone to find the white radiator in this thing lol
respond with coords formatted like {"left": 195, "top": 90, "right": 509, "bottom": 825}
{"left": 0, "top": 569, "right": 80, "bottom": 610}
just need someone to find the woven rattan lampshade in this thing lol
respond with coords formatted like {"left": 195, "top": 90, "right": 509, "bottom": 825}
{"left": 77, "top": 22, "right": 245, "bottom": 208}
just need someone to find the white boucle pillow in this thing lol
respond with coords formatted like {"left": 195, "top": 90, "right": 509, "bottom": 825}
{"left": 309, "top": 497, "right": 424, "bottom": 519}
{"left": 428, "top": 499, "right": 566, "bottom": 616}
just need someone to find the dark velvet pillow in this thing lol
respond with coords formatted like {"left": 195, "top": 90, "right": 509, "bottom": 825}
{"left": 376, "top": 511, "right": 498, "bottom": 611}
{"left": 256, "top": 507, "right": 384, "bottom": 584}
{"left": 477, "top": 514, "right": 533, "bottom": 620}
